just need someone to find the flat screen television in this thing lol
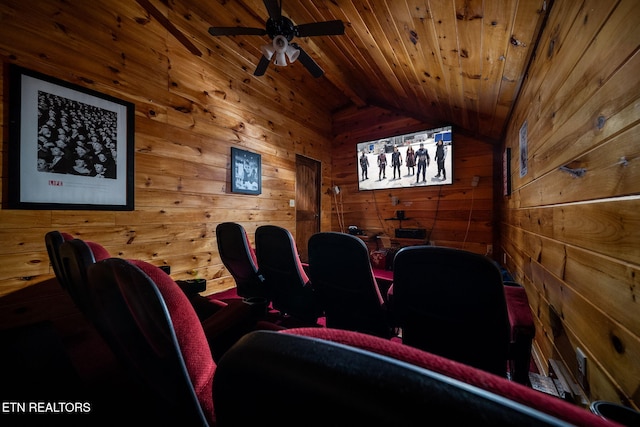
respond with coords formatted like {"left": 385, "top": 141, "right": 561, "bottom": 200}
{"left": 356, "top": 125, "right": 453, "bottom": 191}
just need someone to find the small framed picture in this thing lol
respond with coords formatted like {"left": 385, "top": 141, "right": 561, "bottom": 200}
{"left": 7, "top": 65, "right": 135, "bottom": 210}
{"left": 503, "top": 147, "right": 512, "bottom": 196}
{"left": 231, "top": 147, "right": 261, "bottom": 195}
{"left": 519, "top": 121, "right": 528, "bottom": 178}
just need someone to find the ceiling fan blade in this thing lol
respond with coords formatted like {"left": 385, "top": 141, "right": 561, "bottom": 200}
{"left": 208, "top": 26, "right": 267, "bottom": 36}
{"left": 135, "top": 0, "right": 202, "bottom": 56}
{"left": 295, "top": 20, "right": 345, "bottom": 37}
{"left": 292, "top": 44, "right": 324, "bottom": 78}
{"left": 254, "top": 55, "right": 272, "bottom": 76}
{"left": 263, "top": 0, "right": 281, "bottom": 21}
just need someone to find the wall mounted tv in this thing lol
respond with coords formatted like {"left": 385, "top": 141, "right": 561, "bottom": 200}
{"left": 356, "top": 125, "right": 453, "bottom": 191}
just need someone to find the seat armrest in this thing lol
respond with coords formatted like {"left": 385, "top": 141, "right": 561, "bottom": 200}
{"left": 176, "top": 279, "right": 207, "bottom": 294}
{"left": 201, "top": 300, "right": 255, "bottom": 361}
{"left": 504, "top": 283, "right": 535, "bottom": 384}
{"left": 504, "top": 283, "right": 535, "bottom": 339}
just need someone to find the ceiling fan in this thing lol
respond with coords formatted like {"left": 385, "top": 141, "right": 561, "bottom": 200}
{"left": 208, "top": 0, "right": 345, "bottom": 78}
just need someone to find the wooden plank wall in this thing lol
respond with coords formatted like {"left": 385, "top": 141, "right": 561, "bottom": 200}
{"left": 332, "top": 105, "right": 496, "bottom": 255}
{"left": 0, "top": 0, "right": 342, "bottom": 299}
{"left": 1, "top": 0, "right": 638, "bottom": 412}
{"left": 501, "top": 0, "right": 640, "bottom": 409}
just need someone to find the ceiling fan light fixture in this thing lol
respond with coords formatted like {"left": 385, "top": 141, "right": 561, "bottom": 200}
{"left": 272, "top": 34, "right": 298, "bottom": 66}
{"left": 285, "top": 44, "right": 300, "bottom": 63}
{"left": 273, "top": 35, "right": 288, "bottom": 52}
{"left": 208, "top": 0, "right": 344, "bottom": 77}
{"left": 260, "top": 43, "right": 275, "bottom": 60}
{"left": 274, "top": 51, "right": 288, "bottom": 66}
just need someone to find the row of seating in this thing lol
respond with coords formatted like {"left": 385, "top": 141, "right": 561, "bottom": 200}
{"left": 43, "top": 230, "right": 618, "bottom": 426}
{"left": 217, "top": 223, "right": 531, "bottom": 382}
{"left": 45, "top": 231, "right": 260, "bottom": 361}
{"left": 216, "top": 328, "right": 619, "bottom": 427}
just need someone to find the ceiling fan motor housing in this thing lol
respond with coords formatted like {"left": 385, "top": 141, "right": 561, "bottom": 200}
{"left": 266, "top": 16, "right": 296, "bottom": 41}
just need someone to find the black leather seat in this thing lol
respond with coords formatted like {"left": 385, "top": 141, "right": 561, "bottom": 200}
{"left": 255, "top": 225, "right": 321, "bottom": 324}
{"left": 390, "top": 245, "right": 511, "bottom": 377}
{"left": 307, "top": 231, "right": 394, "bottom": 338}
{"left": 213, "top": 329, "right": 592, "bottom": 427}
{"left": 216, "top": 222, "right": 268, "bottom": 300}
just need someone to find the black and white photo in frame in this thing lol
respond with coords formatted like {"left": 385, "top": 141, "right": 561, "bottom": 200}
{"left": 231, "top": 147, "right": 261, "bottom": 195}
{"left": 7, "top": 65, "right": 134, "bottom": 210}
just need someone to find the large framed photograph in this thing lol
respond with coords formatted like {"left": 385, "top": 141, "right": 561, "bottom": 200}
{"left": 231, "top": 147, "right": 261, "bottom": 195}
{"left": 6, "top": 65, "right": 135, "bottom": 210}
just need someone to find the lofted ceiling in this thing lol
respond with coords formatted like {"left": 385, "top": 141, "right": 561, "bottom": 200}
{"left": 139, "top": 0, "right": 550, "bottom": 143}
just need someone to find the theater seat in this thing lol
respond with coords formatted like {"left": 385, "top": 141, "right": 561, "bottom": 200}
{"left": 59, "top": 237, "right": 255, "bottom": 362}
{"left": 44, "top": 230, "right": 77, "bottom": 290}
{"left": 255, "top": 225, "right": 322, "bottom": 324}
{"left": 307, "top": 231, "right": 394, "bottom": 338}
{"left": 390, "top": 246, "right": 511, "bottom": 377}
{"left": 216, "top": 222, "right": 268, "bottom": 300}
{"left": 213, "top": 328, "right": 617, "bottom": 427}
{"left": 87, "top": 257, "right": 217, "bottom": 425}
{"left": 58, "top": 238, "right": 111, "bottom": 325}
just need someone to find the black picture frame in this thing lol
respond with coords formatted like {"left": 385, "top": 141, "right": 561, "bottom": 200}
{"left": 6, "top": 65, "right": 135, "bottom": 210}
{"left": 503, "top": 147, "right": 512, "bottom": 196}
{"left": 519, "top": 121, "right": 528, "bottom": 178}
{"left": 231, "top": 147, "right": 261, "bottom": 195}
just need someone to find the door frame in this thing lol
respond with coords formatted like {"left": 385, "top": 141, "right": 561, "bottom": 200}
{"left": 295, "top": 154, "right": 321, "bottom": 263}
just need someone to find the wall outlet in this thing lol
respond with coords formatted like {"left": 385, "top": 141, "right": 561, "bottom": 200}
{"left": 471, "top": 176, "right": 480, "bottom": 187}
{"left": 486, "top": 244, "right": 493, "bottom": 255}
{"left": 576, "top": 347, "right": 587, "bottom": 388}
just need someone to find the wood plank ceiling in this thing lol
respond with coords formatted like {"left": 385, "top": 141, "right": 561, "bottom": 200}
{"left": 140, "top": 0, "right": 549, "bottom": 143}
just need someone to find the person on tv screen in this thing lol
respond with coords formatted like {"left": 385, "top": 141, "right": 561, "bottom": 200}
{"left": 415, "top": 143, "right": 430, "bottom": 183}
{"left": 360, "top": 151, "right": 369, "bottom": 181}
{"left": 377, "top": 149, "right": 387, "bottom": 180}
{"left": 405, "top": 145, "right": 416, "bottom": 176}
{"left": 435, "top": 139, "right": 447, "bottom": 180}
{"left": 391, "top": 146, "right": 402, "bottom": 179}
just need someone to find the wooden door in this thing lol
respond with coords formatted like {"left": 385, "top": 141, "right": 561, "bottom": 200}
{"left": 295, "top": 155, "right": 321, "bottom": 263}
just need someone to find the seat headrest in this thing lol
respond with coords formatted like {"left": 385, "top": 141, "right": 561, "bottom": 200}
{"left": 85, "top": 240, "right": 110, "bottom": 261}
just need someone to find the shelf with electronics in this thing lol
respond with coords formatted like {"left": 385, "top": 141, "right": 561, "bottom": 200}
{"left": 353, "top": 231, "right": 428, "bottom": 252}
{"left": 384, "top": 210, "right": 428, "bottom": 242}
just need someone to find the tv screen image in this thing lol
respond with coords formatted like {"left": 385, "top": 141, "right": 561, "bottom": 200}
{"left": 356, "top": 126, "right": 453, "bottom": 191}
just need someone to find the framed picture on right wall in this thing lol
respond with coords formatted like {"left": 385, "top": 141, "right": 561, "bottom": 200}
{"left": 503, "top": 147, "right": 512, "bottom": 196}
{"left": 519, "top": 121, "right": 528, "bottom": 178}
